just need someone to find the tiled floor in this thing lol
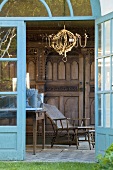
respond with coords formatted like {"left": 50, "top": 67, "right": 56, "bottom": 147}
{"left": 25, "top": 143, "right": 95, "bottom": 162}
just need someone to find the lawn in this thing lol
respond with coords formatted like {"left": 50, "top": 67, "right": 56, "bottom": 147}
{"left": 0, "top": 162, "right": 96, "bottom": 170}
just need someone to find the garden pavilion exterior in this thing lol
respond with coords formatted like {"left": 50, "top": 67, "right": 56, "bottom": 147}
{"left": 0, "top": 0, "right": 113, "bottom": 161}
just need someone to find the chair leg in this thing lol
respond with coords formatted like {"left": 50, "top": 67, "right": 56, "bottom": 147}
{"left": 88, "top": 132, "right": 91, "bottom": 150}
{"left": 72, "top": 130, "right": 79, "bottom": 149}
{"left": 88, "top": 130, "right": 95, "bottom": 150}
{"left": 91, "top": 131, "right": 95, "bottom": 148}
{"left": 75, "top": 135, "right": 79, "bottom": 149}
{"left": 51, "top": 136, "right": 56, "bottom": 147}
{"left": 51, "top": 130, "right": 58, "bottom": 147}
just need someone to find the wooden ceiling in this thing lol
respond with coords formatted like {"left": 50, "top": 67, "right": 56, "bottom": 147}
{"left": 27, "top": 20, "right": 94, "bottom": 30}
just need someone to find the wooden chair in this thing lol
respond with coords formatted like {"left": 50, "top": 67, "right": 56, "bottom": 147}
{"left": 43, "top": 103, "right": 93, "bottom": 149}
{"left": 43, "top": 103, "right": 78, "bottom": 147}
{"left": 72, "top": 118, "right": 95, "bottom": 150}
{"left": 87, "top": 129, "right": 95, "bottom": 149}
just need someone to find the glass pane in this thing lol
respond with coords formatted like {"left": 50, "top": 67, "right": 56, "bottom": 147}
{"left": 105, "top": 21, "right": 110, "bottom": 55}
{"left": 0, "top": 95, "right": 17, "bottom": 109}
{"left": 105, "top": 94, "right": 110, "bottom": 127}
{"left": 0, "top": 0, "right": 47, "bottom": 17}
{"left": 71, "top": 0, "right": 92, "bottom": 16}
{"left": 46, "top": 0, "right": 70, "bottom": 16}
{"left": 0, "top": 61, "right": 17, "bottom": 92}
{"left": 0, "top": 110, "right": 16, "bottom": 126}
{"left": 105, "top": 57, "right": 110, "bottom": 90}
{"left": 98, "top": 23, "right": 103, "bottom": 57}
{"left": 0, "top": 27, "right": 17, "bottom": 58}
{"left": 98, "top": 59, "right": 103, "bottom": 91}
{"left": 112, "top": 19, "right": 113, "bottom": 54}
{"left": 98, "top": 94, "right": 103, "bottom": 126}
{"left": 112, "top": 56, "right": 113, "bottom": 90}
{"left": 0, "top": 0, "right": 92, "bottom": 17}
{"left": 0, "top": 95, "right": 17, "bottom": 126}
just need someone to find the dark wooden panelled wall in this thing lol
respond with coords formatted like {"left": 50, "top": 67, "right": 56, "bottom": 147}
{"left": 26, "top": 22, "right": 95, "bottom": 143}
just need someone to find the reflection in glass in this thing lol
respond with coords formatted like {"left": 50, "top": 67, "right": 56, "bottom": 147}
{"left": 0, "top": 0, "right": 92, "bottom": 17}
{"left": 0, "top": 27, "right": 17, "bottom": 58}
{"left": 0, "top": 0, "right": 47, "bottom": 17}
{"left": 46, "top": 0, "right": 70, "bottom": 16}
{"left": 105, "top": 57, "right": 110, "bottom": 90}
{"left": 0, "top": 61, "right": 17, "bottom": 92}
{"left": 98, "top": 23, "right": 103, "bottom": 57}
{"left": 112, "top": 19, "right": 113, "bottom": 53}
{"left": 0, "top": 95, "right": 17, "bottom": 126}
{"left": 98, "top": 94, "right": 103, "bottom": 126}
{"left": 112, "top": 56, "right": 113, "bottom": 90}
{"left": 105, "top": 94, "right": 110, "bottom": 127}
{"left": 0, "top": 111, "right": 16, "bottom": 126}
{"left": 70, "top": 0, "right": 92, "bottom": 16}
{"left": 98, "top": 59, "right": 103, "bottom": 90}
{"left": 105, "top": 21, "right": 110, "bottom": 54}
{"left": 0, "top": 95, "right": 17, "bottom": 109}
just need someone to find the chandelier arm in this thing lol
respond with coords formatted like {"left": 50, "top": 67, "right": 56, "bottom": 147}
{"left": 78, "top": 34, "right": 88, "bottom": 48}
{"left": 74, "top": 38, "right": 79, "bottom": 48}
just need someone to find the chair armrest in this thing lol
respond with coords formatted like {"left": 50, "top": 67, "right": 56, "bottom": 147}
{"left": 53, "top": 117, "right": 72, "bottom": 129}
{"left": 72, "top": 118, "right": 90, "bottom": 121}
{"left": 69, "top": 118, "right": 90, "bottom": 126}
{"left": 53, "top": 117, "right": 67, "bottom": 121}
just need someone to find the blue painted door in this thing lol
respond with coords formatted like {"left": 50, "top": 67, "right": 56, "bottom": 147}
{"left": 95, "top": 12, "right": 113, "bottom": 156}
{"left": 0, "top": 21, "right": 26, "bottom": 160}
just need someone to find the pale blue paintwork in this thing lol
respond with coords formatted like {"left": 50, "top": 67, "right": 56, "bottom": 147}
{"left": 66, "top": 0, "right": 74, "bottom": 17}
{"left": 0, "top": 21, "right": 26, "bottom": 160}
{"left": 90, "top": 0, "right": 101, "bottom": 17}
{"left": 95, "top": 11, "right": 113, "bottom": 157}
{"left": 39, "top": 0, "right": 52, "bottom": 17}
{"left": 0, "top": 0, "right": 8, "bottom": 11}
{"left": 0, "top": 16, "right": 97, "bottom": 21}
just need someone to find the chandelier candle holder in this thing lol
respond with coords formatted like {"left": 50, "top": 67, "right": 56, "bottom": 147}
{"left": 48, "top": 25, "right": 88, "bottom": 62}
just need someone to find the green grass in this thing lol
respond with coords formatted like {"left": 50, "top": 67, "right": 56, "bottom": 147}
{"left": 0, "top": 162, "right": 96, "bottom": 170}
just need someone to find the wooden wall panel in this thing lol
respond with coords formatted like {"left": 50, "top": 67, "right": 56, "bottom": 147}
{"left": 45, "top": 97, "right": 59, "bottom": 108}
{"left": 58, "top": 62, "right": 65, "bottom": 80}
{"left": 53, "top": 63, "right": 57, "bottom": 81}
{"left": 46, "top": 61, "right": 52, "bottom": 80}
{"left": 91, "top": 61, "right": 95, "bottom": 80}
{"left": 64, "top": 97, "right": 79, "bottom": 120}
{"left": 90, "top": 98, "right": 95, "bottom": 125}
{"left": 71, "top": 61, "right": 78, "bottom": 80}
{"left": 66, "top": 62, "right": 70, "bottom": 81}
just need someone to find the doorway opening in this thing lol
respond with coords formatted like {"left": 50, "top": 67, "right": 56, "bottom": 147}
{"left": 26, "top": 20, "right": 95, "bottom": 147}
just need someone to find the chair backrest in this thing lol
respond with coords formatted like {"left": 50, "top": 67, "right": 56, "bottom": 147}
{"left": 43, "top": 103, "right": 65, "bottom": 119}
{"left": 43, "top": 103, "right": 73, "bottom": 129}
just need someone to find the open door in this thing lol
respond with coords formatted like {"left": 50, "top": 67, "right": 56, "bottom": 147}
{"left": 95, "top": 12, "right": 113, "bottom": 156}
{"left": 0, "top": 21, "right": 26, "bottom": 160}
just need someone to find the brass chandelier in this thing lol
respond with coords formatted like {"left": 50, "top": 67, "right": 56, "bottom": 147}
{"left": 48, "top": 25, "right": 88, "bottom": 62}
